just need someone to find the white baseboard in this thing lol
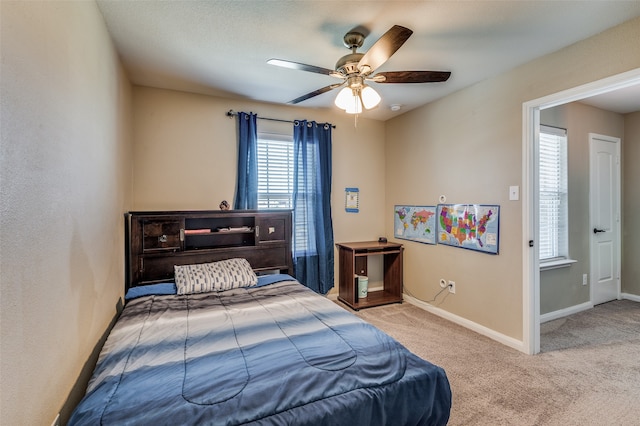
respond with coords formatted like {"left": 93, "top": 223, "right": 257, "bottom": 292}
{"left": 402, "top": 293, "right": 639, "bottom": 355}
{"left": 622, "top": 293, "right": 640, "bottom": 302}
{"left": 540, "top": 301, "right": 593, "bottom": 323}
{"left": 402, "top": 293, "right": 526, "bottom": 353}
{"left": 539, "top": 295, "right": 640, "bottom": 323}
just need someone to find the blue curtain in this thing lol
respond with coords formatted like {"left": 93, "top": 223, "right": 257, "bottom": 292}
{"left": 292, "top": 120, "right": 334, "bottom": 294}
{"left": 234, "top": 112, "right": 258, "bottom": 210}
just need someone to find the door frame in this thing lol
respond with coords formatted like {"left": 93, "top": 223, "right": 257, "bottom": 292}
{"left": 522, "top": 68, "right": 640, "bottom": 355}
{"left": 589, "top": 133, "right": 622, "bottom": 305}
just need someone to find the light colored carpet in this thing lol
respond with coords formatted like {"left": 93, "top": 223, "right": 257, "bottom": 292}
{"left": 348, "top": 300, "right": 640, "bottom": 426}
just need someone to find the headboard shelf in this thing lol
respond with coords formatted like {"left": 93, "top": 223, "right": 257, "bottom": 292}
{"left": 125, "top": 210, "right": 293, "bottom": 291}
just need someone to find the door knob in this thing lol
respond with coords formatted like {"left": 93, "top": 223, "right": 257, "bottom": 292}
{"left": 593, "top": 228, "right": 605, "bottom": 234}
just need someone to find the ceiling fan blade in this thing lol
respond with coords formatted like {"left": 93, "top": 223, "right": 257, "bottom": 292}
{"left": 374, "top": 71, "right": 451, "bottom": 84}
{"left": 357, "top": 25, "right": 413, "bottom": 75}
{"left": 288, "top": 83, "right": 345, "bottom": 104}
{"left": 268, "top": 58, "right": 336, "bottom": 76}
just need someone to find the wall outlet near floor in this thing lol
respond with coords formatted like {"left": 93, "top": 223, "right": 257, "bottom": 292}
{"left": 439, "top": 278, "right": 447, "bottom": 288}
{"left": 582, "top": 274, "right": 588, "bottom": 286}
{"left": 448, "top": 280, "right": 456, "bottom": 294}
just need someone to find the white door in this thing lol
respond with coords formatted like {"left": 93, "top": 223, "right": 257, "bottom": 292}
{"left": 589, "top": 133, "right": 621, "bottom": 305}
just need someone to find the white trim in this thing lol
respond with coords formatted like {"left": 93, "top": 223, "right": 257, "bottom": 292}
{"left": 539, "top": 258, "right": 577, "bottom": 271}
{"left": 522, "top": 98, "right": 539, "bottom": 355}
{"left": 622, "top": 293, "right": 640, "bottom": 303}
{"left": 522, "top": 67, "right": 640, "bottom": 355}
{"left": 540, "top": 301, "right": 593, "bottom": 323}
{"left": 403, "top": 293, "right": 526, "bottom": 353}
{"left": 525, "top": 69, "right": 640, "bottom": 110}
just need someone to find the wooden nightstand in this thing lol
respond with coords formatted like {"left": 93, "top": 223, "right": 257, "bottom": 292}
{"left": 336, "top": 241, "right": 403, "bottom": 310}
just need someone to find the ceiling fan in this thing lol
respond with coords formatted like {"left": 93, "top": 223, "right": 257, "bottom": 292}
{"left": 268, "top": 25, "right": 451, "bottom": 114}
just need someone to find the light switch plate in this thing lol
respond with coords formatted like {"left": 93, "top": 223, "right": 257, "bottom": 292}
{"left": 509, "top": 186, "right": 519, "bottom": 201}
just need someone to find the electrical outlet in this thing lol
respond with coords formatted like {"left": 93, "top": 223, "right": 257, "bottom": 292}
{"left": 439, "top": 278, "right": 447, "bottom": 288}
{"left": 51, "top": 414, "right": 60, "bottom": 426}
{"left": 582, "top": 274, "right": 588, "bottom": 286}
{"left": 448, "top": 280, "right": 456, "bottom": 294}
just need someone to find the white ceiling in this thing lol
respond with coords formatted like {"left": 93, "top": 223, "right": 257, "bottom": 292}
{"left": 96, "top": 0, "right": 640, "bottom": 121}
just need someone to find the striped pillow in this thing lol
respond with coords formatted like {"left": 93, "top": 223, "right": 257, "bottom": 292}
{"left": 174, "top": 258, "right": 258, "bottom": 294}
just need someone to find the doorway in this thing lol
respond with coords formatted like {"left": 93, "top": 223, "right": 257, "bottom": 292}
{"left": 522, "top": 68, "right": 640, "bottom": 355}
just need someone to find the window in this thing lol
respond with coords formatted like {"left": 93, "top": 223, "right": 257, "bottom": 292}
{"left": 539, "top": 125, "right": 568, "bottom": 263}
{"left": 256, "top": 133, "right": 309, "bottom": 255}
{"left": 257, "top": 134, "right": 294, "bottom": 209}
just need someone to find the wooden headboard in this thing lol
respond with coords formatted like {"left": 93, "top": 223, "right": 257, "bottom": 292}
{"left": 125, "top": 210, "right": 293, "bottom": 291}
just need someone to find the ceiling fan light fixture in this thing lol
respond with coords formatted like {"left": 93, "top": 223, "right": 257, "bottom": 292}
{"left": 334, "top": 86, "right": 362, "bottom": 114}
{"left": 361, "top": 85, "right": 381, "bottom": 109}
{"left": 334, "top": 84, "right": 380, "bottom": 114}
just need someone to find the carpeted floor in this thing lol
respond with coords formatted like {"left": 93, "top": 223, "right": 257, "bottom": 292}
{"left": 347, "top": 299, "right": 640, "bottom": 426}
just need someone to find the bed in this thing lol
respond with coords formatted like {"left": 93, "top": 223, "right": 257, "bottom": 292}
{"left": 69, "top": 216, "right": 451, "bottom": 425}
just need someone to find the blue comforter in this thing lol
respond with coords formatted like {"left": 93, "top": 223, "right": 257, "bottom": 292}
{"left": 70, "top": 280, "right": 451, "bottom": 425}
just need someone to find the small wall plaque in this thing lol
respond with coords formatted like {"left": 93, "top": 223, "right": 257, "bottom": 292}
{"left": 345, "top": 188, "right": 359, "bottom": 213}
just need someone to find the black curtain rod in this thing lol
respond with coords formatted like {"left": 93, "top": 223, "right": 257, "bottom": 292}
{"left": 226, "top": 110, "right": 336, "bottom": 129}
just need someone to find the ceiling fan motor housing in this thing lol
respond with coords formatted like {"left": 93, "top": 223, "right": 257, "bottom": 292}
{"left": 335, "top": 53, "right": 364, "bottom": 75}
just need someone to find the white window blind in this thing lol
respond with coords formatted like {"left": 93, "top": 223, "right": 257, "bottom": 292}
{"left": 257, "top": 134, "right": 309, "bottom": 255}
{"left": 539, "top": 125, "right": 568, "bottom": 261}
{"left": 257, "top": 134, "right": 293, "bottom": 209}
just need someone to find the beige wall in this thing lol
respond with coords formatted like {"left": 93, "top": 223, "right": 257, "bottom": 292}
{"left": 539, "top": 103, "right": 625, "bottom": 314}
{"left": 385, "top": 77, "right": 524, "bottom": 338}
{"left": 132, "top": 87, "right": 388, "bottom": 285}
{"left": 0, "top": 2, "right": 132, "bottom": 425}
{"left": 385, "top": 17, "right": 640, "bottom": 340}
{"left": 623, "top": 111, "right": 640, "bottom": 295}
